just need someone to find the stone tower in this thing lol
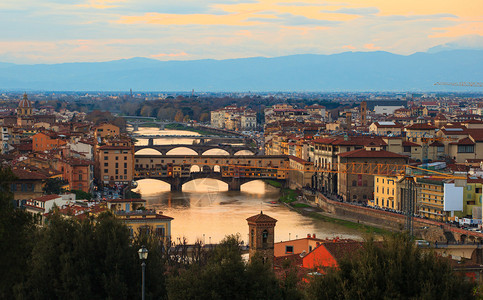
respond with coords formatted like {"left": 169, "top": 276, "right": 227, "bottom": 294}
{"left": 360, "top": 101, "right": 367, "bottom": 126}
{"left": 17, "top": 93, "right": 32, "bottom": 117}
{"left": 246, "top": 211, "right": 277, "bottom": 267}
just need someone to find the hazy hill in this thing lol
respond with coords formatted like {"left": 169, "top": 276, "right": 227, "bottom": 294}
{"left": 0, "top": 50, "right": 481, "bottom": 91}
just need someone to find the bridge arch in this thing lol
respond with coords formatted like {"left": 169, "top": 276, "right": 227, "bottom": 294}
{"left": 202, "top": 148, "right": 230, "bottom": 156}
{"left": 166, "top": 147, "right": 198, "bottom": 155}
{"left": 234, "top": 150, "right": 255, "bottom": 156}
{"left": 135, "top": 178, "right": 171, "bottom": 192}
{"left": 182, "top": 178, "right": 228, "bottom": 192}
{"left": 190, "top": 165, "right": 201, "bottom": 173}
{"left": 213, "top": 165, "right": 221, "bottom": 173}
{"left": 135, "top": 148, "right": 162, "bottom": 155}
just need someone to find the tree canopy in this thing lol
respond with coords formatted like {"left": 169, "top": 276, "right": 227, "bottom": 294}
{"left": 307, "top": 234, "right": 475, "bottom": 300}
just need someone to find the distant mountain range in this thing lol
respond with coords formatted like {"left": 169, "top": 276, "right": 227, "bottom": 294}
{"left": 0, "top": 50, "right": 482, "bottom": 92}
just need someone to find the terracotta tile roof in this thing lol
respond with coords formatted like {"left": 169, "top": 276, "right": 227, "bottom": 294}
{"left": 402, "top": 141, "right": 421, "bottom": 147}
{"left": 288, "top": 155, "right": 313, "bottom": 165}
{"left": 405, "top": 123, "right": 437, "bottom": 130}
{"left": 319, "top": 241, "right": 364, "bottom": 262}
{"left": 246, "top": 211, "right": 278, "bottom": 223}
{"left": 450, "top": 137, "right": 475, "bottom": 145}
{"left": 12, "top": 168, "right": 48, "bottom": 180}
{"left": 338, "top": 149, "right": 408, "bottom": 159}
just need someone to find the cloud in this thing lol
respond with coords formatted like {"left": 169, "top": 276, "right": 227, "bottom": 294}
{"left": 150, "top": 52, "right": 188, "bottom": 58}
{"left": 342, "top": 45, "right": 356, "bottom": 50}
{"left": 364, "top": 43, "right": 381, "bottom": 50}
{"left": 430, "top": 21, "right": 483, "bottom": 38}
{"left": 329, "top": 7, "right": 379, "bottom": 16}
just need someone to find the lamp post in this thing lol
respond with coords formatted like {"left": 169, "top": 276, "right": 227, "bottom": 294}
{"left": 138, "top": 246, "right": 149, "bottom": 300}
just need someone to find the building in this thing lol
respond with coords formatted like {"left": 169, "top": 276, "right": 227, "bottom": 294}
{"left": 17, "top": 93, "right": 33, "bottom": 118}
{"left": 417, "top": 178, "right": 465, "bottom": 222}
{"left": 247, "top": 211, "right": 277, "bottom": 267}
{"left": 210, "top": 105, "right": 257, "bottom": 131}
{"left": 93, "top": 123, "right": 120, "bottom": 139}
{"left": 337, "top": 149, "right": 408, "bottom": 203}
{"left": 106, "top": 198, "right": 146, "bottom": 212}
{"left": 31, "top": 132, "right": 67, "bottom": 152}
{"left": 24, "top": 194, "right": 76, "bottom": 225}
{"left": 11, "top": 168, "right": 48, "bottom": 206}
{"left": 288, "top": 156, "right": 314, "bottom": 190}
{"left": 116, "top": 210, "right": 173, "bottom": 241}
{"left": 95, "top": 140, "right": 134, "bottom": 185}
{"left": 302, "top": 241, "right": 363, "bottom": 271}
{"left": 369, "top": 122, "right": 404, "bottom": 136}
{"left": 274, "top": 234, "right": 324, "bottom": 257}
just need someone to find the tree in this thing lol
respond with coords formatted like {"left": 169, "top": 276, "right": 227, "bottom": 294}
{"left": 69, "top": 189, "right": 92, "bottom": 200}
{"left": 167, "top": 234, "right": 282, "bottom": 300}
{"left": 18, "top": 212, "right": 167, "bottom": 299}
{"left": 174, "top": 110, "right": 184, "bottom": 122}
{"left": 0, "top": 167, "right": 35, "bottom": 298}
{"left": 43, "top": 177, "right": 68, "bottom": 194}
{"left": 307, "top": 234, "right": 475, "bottom": 300}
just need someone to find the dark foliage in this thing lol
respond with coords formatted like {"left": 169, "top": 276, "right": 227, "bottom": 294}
{"left": 307, "top": 234, "right": 475, "bottom": 300}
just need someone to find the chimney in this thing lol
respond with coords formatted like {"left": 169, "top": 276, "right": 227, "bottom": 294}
{"left": 313, "top": 233, "right": 316, "bottom": 238}
{"left": 307, "top": 234, "right": 311, "bottom": 238}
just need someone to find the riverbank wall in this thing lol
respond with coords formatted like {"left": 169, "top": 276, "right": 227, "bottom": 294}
{"left": 314, "top": 192, "right": 452, "bottom": 241}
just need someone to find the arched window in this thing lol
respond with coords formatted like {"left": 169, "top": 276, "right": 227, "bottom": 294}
{"left": 262, "top": 230, "right": 268, "bottom": 245}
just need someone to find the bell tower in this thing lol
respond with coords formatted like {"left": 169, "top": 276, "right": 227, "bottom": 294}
{"left": 247, "top": 211, "right": 277, "bottom": 267}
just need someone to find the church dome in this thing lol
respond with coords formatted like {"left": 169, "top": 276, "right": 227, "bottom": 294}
{"left": 18, "top": 93, "right": 32, "bottom": 108}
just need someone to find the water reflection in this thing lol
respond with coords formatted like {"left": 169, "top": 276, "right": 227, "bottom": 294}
{"left": 136, "top": 179, "right": 363, "bottom": 244}
{"left": 133, "top": 127, "right": 364, "bottom": 244}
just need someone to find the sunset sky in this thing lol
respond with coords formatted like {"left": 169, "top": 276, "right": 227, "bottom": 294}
{"left": 1, "top": 0, "right": 482, "bottom": 63}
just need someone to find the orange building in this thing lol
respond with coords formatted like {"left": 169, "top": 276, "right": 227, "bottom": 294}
{"left": 62, "top": 158, "right": 94, "bottom": 192}
{"left": 302, "top": 241, "right": 363, "bottom": 271}
{"left": 274, "top": 234, "right": 325, "bottom": 257}
{"left": 32, "top": 132, "right": 66, "bottom": 152}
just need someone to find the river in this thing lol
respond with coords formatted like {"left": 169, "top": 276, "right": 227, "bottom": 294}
{"left": 131, "top": 126, "right": 364, "bottom": 244}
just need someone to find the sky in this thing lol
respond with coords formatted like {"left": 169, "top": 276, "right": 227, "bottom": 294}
{"left": 0, "top": 0, "right": 482, "bottom": 64}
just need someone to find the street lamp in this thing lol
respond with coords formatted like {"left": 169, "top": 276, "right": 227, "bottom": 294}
{"left": 138, "top": 246, "right": 149, "bottom": 300}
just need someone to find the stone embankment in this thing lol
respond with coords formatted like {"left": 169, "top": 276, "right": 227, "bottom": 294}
{"left": 314, "top": 192, "right": 483, "bottom": 242}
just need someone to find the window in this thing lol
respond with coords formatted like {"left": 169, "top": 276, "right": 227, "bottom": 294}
{"left": 124, "top": 156, "right": 127, "bottom": 160}
{"left": 104, "top": 163, "right": 108, "bottom": 167}
{"left": 115, "top": 156, "right": 119, "bottom": 160}
{"left": 285, "top": 246, "right": 294, "bottom": 254}
{"left": 104, "top": 156, "right": 108, "bottom": 160}
{"left": 403, "top": 146, "right": 411, "bottom": 152}
{"left": 79, "top": 174, "right": 82, "bottom": 180}
{"left": 352, "top": 180, "right": 357, "bottom": 186}
{"left": 458, "top": 145, "right": 474, "bottom": 153}
{"left": 124, "top": 163, "right": 127, "bottom": 168}
{"left": 262, "top": 230, "right": 268, "bottom": 245}
{"left": 104, "top": 169, "right": 108, "bottom": 173}
{"left": 115, "top": 163, "right": 119, "bottom": 168}
{"left": 251, "top": 229, "right": 254, "bottom": 247}
{"left": 155, "top": 227, "right": 165, "bottom": 237}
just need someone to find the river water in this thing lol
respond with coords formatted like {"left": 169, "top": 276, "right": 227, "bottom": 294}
{"left": 131, "top": 127, "right": 363, "bottom": 244}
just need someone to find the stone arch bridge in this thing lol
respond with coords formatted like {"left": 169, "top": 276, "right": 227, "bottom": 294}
{"left": 134, "top": 154, "right": 288, "bottom": 191}
{"left": 134, "top": 144, "right": 259, "bottom": 156}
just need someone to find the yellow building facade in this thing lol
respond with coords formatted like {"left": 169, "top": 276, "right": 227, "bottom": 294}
{"left": 116, "top": 210, "right": 173, "bottom": 241}
{"left": 372, "top": 175, "right": 399, "bottom": 210}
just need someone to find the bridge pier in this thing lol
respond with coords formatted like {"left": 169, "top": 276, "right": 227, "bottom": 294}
{"left": 133, "top": 122, "right": 139, "bottom": 131}
{"left": 148, "top": 138, "right": 154, "bottom": 146}
{"left": 228, "top": 178, "right": 241, "bottom": 191}
{"left": 160, "top": 123, "right": 165, "bottom": 130}
{"left": 171, "top": 177, "right": 182, "bottom": 192}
